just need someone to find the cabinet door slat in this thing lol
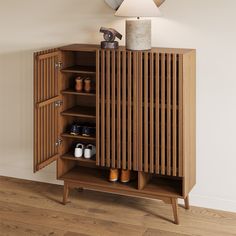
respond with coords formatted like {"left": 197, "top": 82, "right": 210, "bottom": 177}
{"left": 149, "top": 53, "right": 154, "bottom": 173}
{"left": 100, "top": 50, "right": 105, "bottom": 166}
{"left": 167, "top": 54, "right": 172, "bottom": 176}
{"left": 138, "top": 52, "right": 143, "bottom": 171}
{"left": 106, "top": 50, "right": 111, "bottom": 167}
{"left": 144, "top": 52, "right": 149, "bottom": 172}
{"left": 117, "top": 51, "right": 121, "bottom": 169}
{"left": 161, "top": 53, "right": 166, "bottom": 175}
{"left": 122, "top": 51, "right": 127, "bottom": 169}
{"left": 111, "top": 51, "right": 116, "bottom": 168}
{"left": 172, "top": 54, "right": 177, "bottom": 176}
{"left": 155, "top": 53, "right": 160, "bottom": 174}
{"left": 127, "top": 51, "right": 132, "bottom": 170}
{"left": 96, "top": 50, "right": 100, "bottom": 166}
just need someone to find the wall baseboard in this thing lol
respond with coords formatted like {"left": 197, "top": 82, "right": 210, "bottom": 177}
{"left": 179, "top": 194, "right": 236, "bottom": 213}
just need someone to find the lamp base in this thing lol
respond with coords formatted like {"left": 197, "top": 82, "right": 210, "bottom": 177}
{"left": 126, "top": 19, "right": 151, "bottom": 51}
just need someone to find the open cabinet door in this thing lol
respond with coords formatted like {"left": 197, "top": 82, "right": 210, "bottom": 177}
{"left": 34, "top": 49, "right": 62, "bottom": 172}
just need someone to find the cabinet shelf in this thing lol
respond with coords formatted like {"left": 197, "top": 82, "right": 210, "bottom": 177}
{"left": 61, "top": 106, "right": 96, "bottom": 119}
{"left": 61, "top": 89, "right": 96, "bottom": 97}
{"left": 61, "top": 133, "right": 96, "bottom": 142}
{"left": 61, "top": 65, "right": 96, "bottom": 74}
{"left": 61, "top": 152, "right": 96, "bottom": 165}
{"left": 60, "top": 166, "right": 182, "bottom": 198}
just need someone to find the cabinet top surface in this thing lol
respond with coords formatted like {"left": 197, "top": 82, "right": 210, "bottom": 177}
{"left": 59, "top": 44, "right": 195, "bottom": 54}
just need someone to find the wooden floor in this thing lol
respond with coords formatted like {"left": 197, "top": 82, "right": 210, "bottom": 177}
{"left": 0, "top": 176, "right": 236, "bottom": 236}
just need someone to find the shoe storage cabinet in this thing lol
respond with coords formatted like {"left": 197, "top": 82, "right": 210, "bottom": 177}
{"left": 34, "top": 44, "right": 196, "bottom": 224}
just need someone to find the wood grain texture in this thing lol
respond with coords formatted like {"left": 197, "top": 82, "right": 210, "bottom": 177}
{"left": 1, "top": 177, "right": 236, "bottom": 236}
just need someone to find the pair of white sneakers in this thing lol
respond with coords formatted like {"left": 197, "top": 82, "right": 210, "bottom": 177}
{"left": 74, "top": 143, "right": 96, "bottom": 159}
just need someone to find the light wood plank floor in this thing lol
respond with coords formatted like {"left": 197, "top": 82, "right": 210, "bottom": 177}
{"left": 0, "top": 176, "right": 235, "bottom": 236}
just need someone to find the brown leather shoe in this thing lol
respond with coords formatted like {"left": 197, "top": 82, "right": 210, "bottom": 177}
{"left": 120, "top": 169, "right": 131, "bottom": 183}
{"left": 84, "top": 77, "right": 92, "bottom": 93}
{"left": 109, "top": 168, "right": 119, "bottom": 182}
{"left": 75, "top": 76, "right": 83, "bottom": 92}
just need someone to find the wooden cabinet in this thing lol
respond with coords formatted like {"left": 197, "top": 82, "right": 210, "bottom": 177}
{"left": 34, "top": 44, "right": 196, "bottom": 224}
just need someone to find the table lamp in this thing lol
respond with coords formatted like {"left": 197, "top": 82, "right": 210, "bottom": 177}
{"left": 115, "top": 0, "right": 161, "bottom": 51}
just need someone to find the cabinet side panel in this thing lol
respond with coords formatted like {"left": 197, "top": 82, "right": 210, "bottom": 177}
{"left": 182, "top": 50, "right": 196, "bottom": 197}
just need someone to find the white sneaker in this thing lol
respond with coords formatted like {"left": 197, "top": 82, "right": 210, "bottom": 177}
{"left": 74, "top": 143, "right": 84, "bottom": 158}
{"left": 84, "top": 144, "right": 96, "bottom": 159}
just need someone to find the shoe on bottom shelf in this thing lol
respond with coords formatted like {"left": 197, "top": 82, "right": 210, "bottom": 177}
{"left": 120, "top": 169, "right": 131, "bottom": 183}
{"left": 109, "top": 169, "right": 119, "bottom": 182}
{"left": 84, "top": 144, "right": 96, "bottom": 159}
{"left": 74, "top": 143, "right": 84, "bottom": 158}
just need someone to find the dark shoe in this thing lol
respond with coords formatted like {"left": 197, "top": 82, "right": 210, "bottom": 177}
{"left": 70, "top": 124, "right": 82, "bottom": 136}
{"left": 82, "top": 126, "right": 96, "bottom": 137}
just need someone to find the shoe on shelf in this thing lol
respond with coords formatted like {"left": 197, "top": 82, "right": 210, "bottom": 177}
{"left": 84, "top": 77, "right": 92, "bottom": 93}
{"left": 120, "top": 169, "right": 131, "bottom": 183}
{"left": 82, "top": 126, "right": 95, "bottom": 137}
{"left": 84, "top": 144, "right": 96, "bottom": 159}
{"left": 74, "top": 143, "right": 84, "bottom": 158}
{"left": 75, "top": 76, "right": 84, "bottom": 92}
{"left": 70, "top": 124, "right": 82, "bottom": 136}
{"left": 109, "top": 169, "right": 119, "bottom": 182}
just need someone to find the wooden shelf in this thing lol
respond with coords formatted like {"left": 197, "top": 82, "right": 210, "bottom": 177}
{"left": 61, "top": 152, "right": 96, "bottom": 165}
{"left": 61, "top": 133, "right": 96, "bottom": 142}
{"left": 61, "top": 106, "right": 96, "bottom": 119}
{"left": 60, "top": 166, "right": 182, "bottom": 198}
{"left": 61, "top": 89, "right": 96, "bottom": 97}
{"left": 61, "top": 65, "right": 96, "bottom": 74}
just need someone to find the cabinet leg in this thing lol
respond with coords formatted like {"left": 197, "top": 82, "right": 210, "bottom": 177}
{"left": 184, "top": 195, "right": 190, "bottom": 210}
{"left": 63, "top": 182, "right": 69, "bottom": 205}
{"left": 171, "top": 198, "right": 179, "bottom": 225}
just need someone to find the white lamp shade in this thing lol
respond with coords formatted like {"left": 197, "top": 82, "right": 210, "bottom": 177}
{"left": 115, "top": 0, "right": 161, "bottom": 17}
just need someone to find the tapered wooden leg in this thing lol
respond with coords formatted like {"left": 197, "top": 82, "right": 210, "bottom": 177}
{"left": 63, "top": 182, "right": 69, "bottom": 205}
{"left": 184, "top": 195, "right": 190, "bottom": 210}
{"left": 171, "top": 198, "right": 179, "bottom": 225}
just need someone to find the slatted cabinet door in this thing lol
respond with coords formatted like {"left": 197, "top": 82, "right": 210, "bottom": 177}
{"left": 34, "top": 49, "right": 61, "bottom": 172}
{"left": 137, "top": 52, "right": 183, "bottom": 177}
{"left": 97, "top": 49, "right": 139, "bottom": 170}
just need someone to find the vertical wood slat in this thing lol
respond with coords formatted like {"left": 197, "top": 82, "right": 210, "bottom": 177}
{"left": 132, "top": 52, "right": 138, "bottom": 171}
{"left": 149, "top": 53, "right": 154, "bottom": 173}
{"left": 96, "top": 50, "right": 100, "bottom": 166}
{"left": 138, "top": 52, "right": 143, "bottom": 171}
{"left": 111, "top": 51, "right": 116, "bottom": 168}
{"left": 106, "top": 50, "right": 111, "bottom": 167}
{"left": 172, "top": 54, "right": 177, "bottom": 176}
{"left": 117, "top": 51, "right": 121, "bottom": 169}
{"left": 122, "top": 51, "right": 127, "bottom": 169}
{"left": 167, "top": 54, "right": 171, "bottom": 176}
{"left": 100, "top": 50, "right": 105, "bottom": 166}
{"left": 127, "top": 51, "right": 132, "bottom": 170}
{"left": 144, "top": 52, "right": 149, "bottom": 172}
{"left": 155, "top": 53, "right": 160, "bottom": 174}
{"left": 178, "top": 54, "right": 184, "bottom": 177}
{"left": 161, "top": 53, "right": 166, "bottom": 175}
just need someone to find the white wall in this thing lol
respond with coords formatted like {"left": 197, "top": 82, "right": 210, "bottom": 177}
{"left": 0, "top": 0, "right": 236, "bottom": 212}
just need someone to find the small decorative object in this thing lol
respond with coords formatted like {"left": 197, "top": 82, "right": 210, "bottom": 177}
{"left": 104, "top": 0, "right": 165, "bottom": 10}
{"left": 100, "top": 27, "right": 122, "bottom": 49}
{"left": 115, "top": 0, "right": 161, "bottom": 51}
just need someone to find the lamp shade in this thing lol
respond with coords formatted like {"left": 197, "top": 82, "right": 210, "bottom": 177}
{"left": 115, "top": 0, "right": 161, "bottom": 17}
